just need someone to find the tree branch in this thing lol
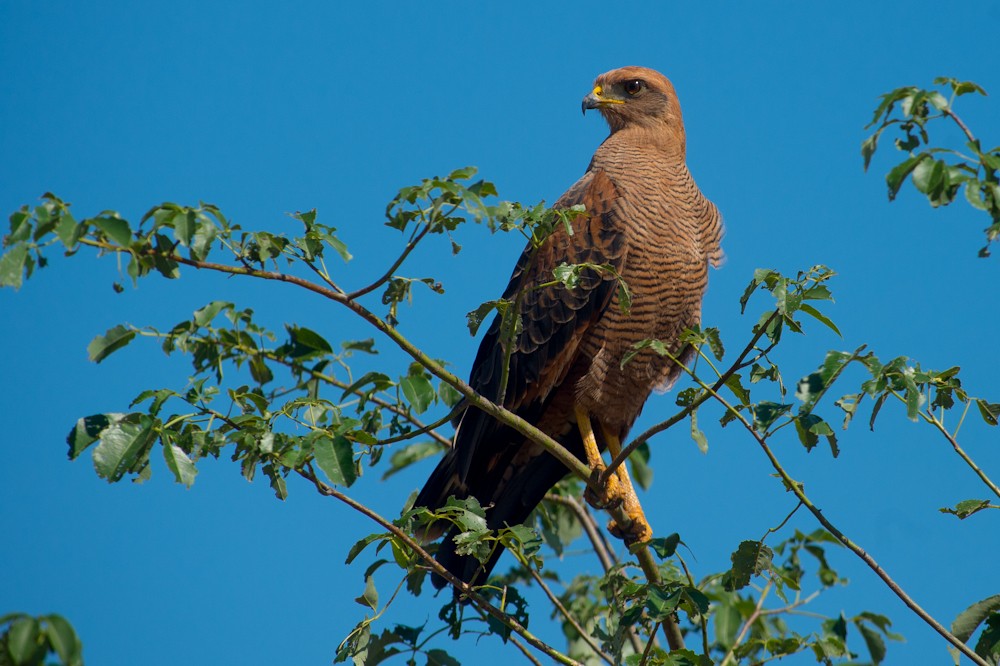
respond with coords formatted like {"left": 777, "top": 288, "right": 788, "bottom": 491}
{"left": 680, "top": 367, "right": 990, "bottom": 666}
{"left": 78, "top": 237, "right": 688, "bottom": 655}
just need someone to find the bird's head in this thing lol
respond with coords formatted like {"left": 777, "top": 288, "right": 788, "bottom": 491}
{"left": 582, "top": 66, "right": 685, "bottom": 151}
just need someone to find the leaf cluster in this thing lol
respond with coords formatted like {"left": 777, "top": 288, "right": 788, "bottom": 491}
{"left": 862, "top": 77, "right": 1000, "bottom": 255}
{"left": 0, "top": 613, "right": 83, "bottom": 666}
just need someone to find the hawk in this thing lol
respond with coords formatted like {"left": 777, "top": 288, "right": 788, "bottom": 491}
{"left": 416, "top": 66, "right": 723, "bottom": 588}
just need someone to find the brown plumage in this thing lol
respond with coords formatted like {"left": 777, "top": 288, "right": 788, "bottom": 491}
{"left": 416, "top": 66, "right": 723, "bottom": 588}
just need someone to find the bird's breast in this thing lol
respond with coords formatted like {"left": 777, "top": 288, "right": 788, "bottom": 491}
{"left": 573, "top": 163, "right": 712, "bottom": 429}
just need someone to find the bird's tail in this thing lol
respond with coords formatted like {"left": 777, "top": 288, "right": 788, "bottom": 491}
{"left": 431, "top": 451, "right": 570, "bottom": 589}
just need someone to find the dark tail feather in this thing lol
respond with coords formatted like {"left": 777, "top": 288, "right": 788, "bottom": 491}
{"left": 430, "top": 451, "right": 572, "bottom": 590}
{"left": 413, "top": 450, "right": 462, "bottom": 543}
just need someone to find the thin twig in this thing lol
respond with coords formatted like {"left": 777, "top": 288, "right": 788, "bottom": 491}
{"left": 942, "top": 107, "right": 977, "bottom": 145}
{"left": 760, "top": 501, "right": 804, "bottom": 544}
{"left": 376, "top": 408, "right": 458, "bottom": 448}
{"left": 506, "top": 632, "right": 545, "bottom": 666}
{"left": 721, "top": 581, "right": 771, "bottom": 666}
{"left": 527, "top": 568, "right": 615, "bottom": 666}
{"left": 345, "top": 222, "right": 434, "bottom": 300}
{"left": 79, "top": 238, "right": 593, "bottom": 481}
{"left": 925, "top": 411, "right": 1000, "bottom": 500}
{"left": 136, "top": 326, "right": 455, "bottom": 448}
{"left": 637, "top": 621, "right": 662, "bottom": 666}
{"left": 676, "top": 553, "right": 709, "bottom": 657}
{"left": 302, "top": 257, "right": 346, "bottom": 295}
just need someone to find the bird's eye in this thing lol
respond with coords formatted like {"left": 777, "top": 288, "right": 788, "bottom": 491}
{"left": 624, "top": 79, "right": 644, "bottom": 95}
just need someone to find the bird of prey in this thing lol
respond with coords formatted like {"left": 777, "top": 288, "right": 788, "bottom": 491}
{"left": 416, "top": 66, "right": 724, "bottom": 589}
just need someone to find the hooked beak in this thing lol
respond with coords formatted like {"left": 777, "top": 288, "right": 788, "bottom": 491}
{"left": 581, "top": 85, "right": 624, "bottom": 115}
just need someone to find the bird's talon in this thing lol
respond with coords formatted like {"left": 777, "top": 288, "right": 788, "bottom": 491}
{"left": 584, "top": 468, "right": 625, "bottom": 510}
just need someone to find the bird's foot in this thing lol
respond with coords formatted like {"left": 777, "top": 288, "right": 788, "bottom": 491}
{"left": 583, "top": 466, "right": 624, "bottom": 510}
{"left": 606, "top": 511, "right": 653, "bottom": 546}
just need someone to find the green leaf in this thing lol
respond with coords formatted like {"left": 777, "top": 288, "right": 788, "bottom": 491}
{"left": 87, "top": 324, "right": 137, "bottom": 363}
{"left": 92, "top": 214, "right": 133, "bottom": 246}
{"left": 437, "top": 381, "right": 462, "bottom": 408}
{"left": 752, "top": 401, "right": 792, "bottom": 431}
{"left": 857, "top": 620, "right": 887, "bottom": 664}
{"left": 939, "top": 499, "right": 994, "bottom": 520}
{"left": 193, "top": 301, "right": 232, "bottom": 326}
{"left": 43, "top": 614, "right": 82, "bottom": 666}
{"left": 92, "top": 414, "right": 157, "bottom": 482}
{"left": 343, "top": 339, "right": 377, "bottom": 354}
{"left": 976, "top": 400, "right": 1000, "bottom": 426}
{"left": 381, "top": 441, "right": 445, "bottom": 481}
{"left": 861, "top": 133, "right": 879, "bottom": 171}
{"left": 650, "top": 533, "right": 681, "bottom": 559}
{"left": 724, "top": 373, "right": 751, "bottom": 405}
{"left": 661, "top": 648, "right": 713, "bottom": 666}
{"left": 7, "top": 616, "right": 40, "bottom": 663}
{"left": 67, "top": 413, "right": 120, "bottom": 459}
{"left": 726, "top": 540, "right": 773, "bottom": 591}
{"left": 646, "top": 582, "right": 682, "bottom": 620}
{"left": 286, "top": 325, "right": 334, "bottom": 358}
{"left": 691, "top": 409, "right": 708, "bottom": 453}
{"left": 313, "top": 435, "right": 357, "bottom": 487}
{"left": 466, "top": 299, "right": 502, "bottom": 336}
{"left": 400, "top": 374, "right": 434, "bottom": 414}
{"left": 714, "top": 602, "right": 741, "bottom": 649}
{"left": 975, "top": 614, "right": 1000, "bottom": 665}
{"left": 190, "top": 218, "right": 218, "bottom": 260}
{"left": 345, "top": 533, "right": 387, "bottom": 565}
{"left": 0, "top": 243, "right": 29, "bottom": 288}
{"left": 704, "top": 327, "right": 724, "bottom": 360}
{"left": 952, "top": 595, "right": 1000, "bottom": 646}
{"left": 966, "top": 179, "right": 989, "bottom": 211}
{"left": 425, "top": 648, "right": 461, "bottom": 666}
{"left": 629, "top": 440, "right": 653, "bottom": 490}
{"left": 355, "top": 575, "right": 378, "bottom": 610}
{"left": 799, "top": 303, "right": 842, "bottom": 336}
{"left": 341, "top": 372, "right": 393, "bottom": 402}
{"left": 163, "top": 442, "right": 198, "bottom": 487}
{"left": 886, "top": 153, "right": 929, "bottom": 200}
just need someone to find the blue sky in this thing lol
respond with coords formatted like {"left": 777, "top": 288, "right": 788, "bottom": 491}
{"left": 2, "top": 2, "right": 999, "bottom": 664}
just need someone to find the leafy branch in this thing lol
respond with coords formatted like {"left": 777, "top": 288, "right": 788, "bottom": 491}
{"left": 863, "top": 77, "right": 1000, "bottom": 256}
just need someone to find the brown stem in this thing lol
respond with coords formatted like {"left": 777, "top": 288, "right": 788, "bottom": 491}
{"left": 637, "top": 622, "right": 662, "bottom": 666}
{"left": 926, "top": 411, "right": 1000, "bottom": 500}
{"left": 942, "top": 107, "right": 977, "bottom": 145}
{"left": 345, "top": 221, "right": 433, "bottom": 300}
{"left": 720, "top": 581, "right": 771, "bottom": 666}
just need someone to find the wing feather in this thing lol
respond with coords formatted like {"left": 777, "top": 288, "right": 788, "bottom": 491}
{"left": 454, "top": 168, "right": 627, "bottom": 483}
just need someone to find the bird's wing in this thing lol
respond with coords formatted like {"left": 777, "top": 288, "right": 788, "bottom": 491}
{"left": 454, "top": 168, "right": 627, "bottom": 482}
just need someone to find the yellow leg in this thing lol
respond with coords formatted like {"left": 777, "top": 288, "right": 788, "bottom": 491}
{"left": 601, "top": 425, "right": 653, "bottom": 545}
{"left": 574, "top": 406, "right": 622, "bottom": 508}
